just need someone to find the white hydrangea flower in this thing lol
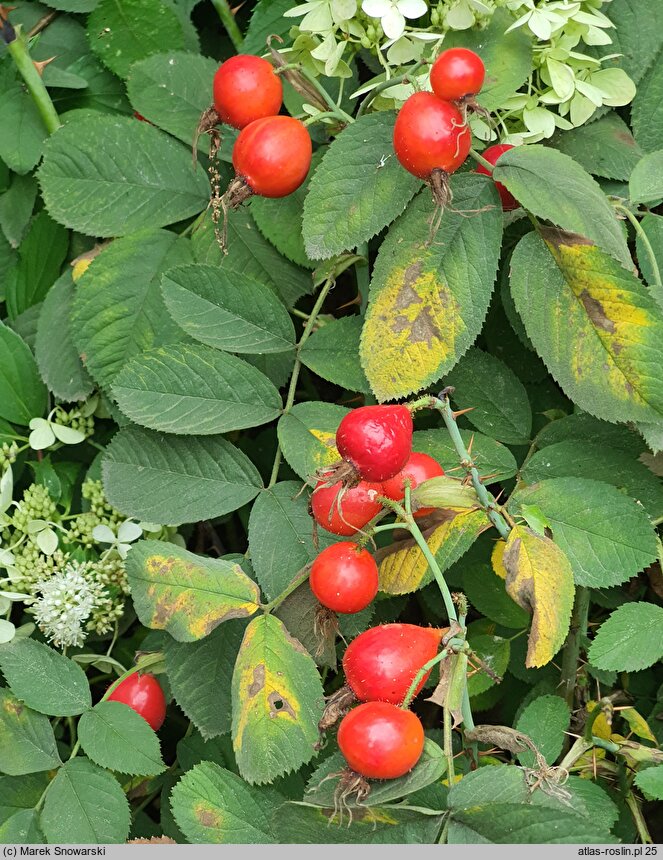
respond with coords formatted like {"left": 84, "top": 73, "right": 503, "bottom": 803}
{"left": 32, "top": 563, "right": 97, "bottom": 649}
{"left": 361, "top": 0, "right": 427, "bottom": 41}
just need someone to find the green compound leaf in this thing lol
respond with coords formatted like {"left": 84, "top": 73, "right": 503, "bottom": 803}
{"left": 126, "top": 539, "right": 260, "bottom": 642}
{"left": 510, "top": 478, "right": 658, "bottom": 588}
{"left": 273, "top": 803, "right": 443, "bottom": 843}
{"left": 0, "top": 323, "right": 48, "bottom": 426}
{"left": 445, "top": 348, "right": 532, "bottom": 444}
{"left": 635, "top": 766, "right": 663, "bottom": 801}
{"left": 162, "top": 264, "right": 296, "bottom": 354}
{"left": 515, "top": 695, "right": 570, "bottom": 767}
{"left": 413, "top": 428, "right": 517, "bottom": 482}
{"left": 88, "top": 0, "right": 188, "bottom": 78}
{"left": 277, "top": 401, "right": 349, "bottom": 485}
{"left": 72, "top": 229, "right": 193, "bottom": 388}
{"left": 103, "top": 427, "right": 262, "bottom": 525}
{"left": 112, "top": 343, "right": 281, "bottom": 435}
{"left": 0, "top": 772, "right": 48, "bottom": 823}
{"left": 466, "top": 630, "right": 511, "bottom": 697}
{"left": 305, "top": 739, "right": 446, "bottom": 808}
{"left": 0, "top": 809, "right": 43, "bottom": 843}
{"left": 41, "top": 758, "right": 130, "bottom": 844}
{"left": 360, "top": 176, "right": 503, "bottom": 402}
{"left": 164, "top": 621, "right": 245, "bottom": 739}
{"left": 0, "top": 689, "right": 61, "bottom": 776}
{"left": 35, "top": 273, "right": 94, "bottom": 402}
{"left": 171, "top": 762, "right": 278, "bottom": 843}
{"left": 231, "top": 614, "right": 324, "bottom": 784}
{"left": 554, "top": 112, "right": 644, "bottom": 181}
{"left": 630, "top": 150, "right": 663, "bottom": 205}
{"left": 39, "top": 116, "right": 208, "bottom": 237}
{"left": 493, "top": 147, "right": 631, "bottom": 267}
{"left": 0, "top": 83, "right": 46, "bottom": 176}
{"left": 248, "top": 482, "right": 339, "bottom": 602}
{"left": 127, "top": 52, "right": 217, "bottom": 148}
{"left": 192, "top": 208, "right": 313, "bottom": 308}
{"left": 632, "top": 50, "right": 663, "bottom": 154}
{"left": 510, "top": 229, "right": 663, "bottom": 425}
{"left": 0, "top": 638, "right": 91, "bottom": 717}
{"left": 300, "top": 315, "right": 371, "bottom": 393}
{"left": 78, "top": 701, "right": 166, "bottom": 776}
{"left": 302, "top": 113, "right": 421, "bottom": 260}
{"left": 588, "top": 602, "right": 663, "bottom": 672}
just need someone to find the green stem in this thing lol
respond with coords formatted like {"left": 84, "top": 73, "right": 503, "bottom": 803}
{"left": 356, "top": 61, "right": 427, "bottom": 119}
{"left": 614, "top": 203, "right": 663, "bottom": 296}
{"left": 559, "top": 736, "right": 592, "bottom": 772}
{"left": 468, "top": 147, "right": 495, "bottom": 173}
{"left": 303, "top": 110, "right": 348, "bottom": 127}
{"left": 101, "top": 652, "right": 164, "bottom": 702}
{"left": 626, "top": 792, "right": 653, "bottom": 845}
{"left": 433, "top": 395, "right": 511, "bottom": 540}
{"left": 401, "top": 649, "right": 448, "bottom": 709}
{"left": 559, "top": 586, "right": 590, "bottom": 708}
{"left": 268, "top": 276, "right": 335, "bottom": 487}
{"left": 355, "top": 242, "right": 370, "bottom": 312}
{"left": 262, "top": 565, "right": 311, "bottom": 613}
{"left": 296, "top": 66, "right": 354, "bottom": 123}
{"left": 444, "top": 704, "right": 455, "bottom": 783}
{"left": 4, "top": 25, "right": 60, "bottom": 134}
{"left": 210, "top": 0, "right": 243, "bottom": 52}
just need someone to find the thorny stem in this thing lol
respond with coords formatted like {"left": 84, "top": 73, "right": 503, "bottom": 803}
{"left": 559, "top": 586, "right": 590, "bottom": 708}
{"left": 267, "top": 275, "right": 335, "bottom": 488}
{"left": 2, "top": 23, "right": 60, "bottom": 134}
{"left": 626, "top": 792, "right": 653, "bottom": 845}
{"left": 210, "top": 0, "right": 244, "bottom": 52}
{"left": 262, "top": 565, "right": 312, "bottom": 614}
{"left": 614, "top": 202, "right": 663, "bottom": 297}
{"left": 432, "top": 392, "right": 511, "bottom": 540}
{"left": 444, "top": 704, "right": 455, "bottom": 783}
{"left": 401, "top": 649, "right": 448, "bottom": 709}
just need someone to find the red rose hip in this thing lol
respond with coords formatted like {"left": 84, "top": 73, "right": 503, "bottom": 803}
{"left": 336, "top": 404, "right": 413, "bottom": 482}
{"left": 107, "top": 673, "right": 166, "bottom": 731}
{"left": 430, "top": 48, "right": 485, "bottom": 102}
{"left": 213, "top": 54, "right": 283, "bottom": 130}
{"left": 309, "top": 542, "right": 379, "bottom": 613}
{"left": 393, "top": 92, "right": 471, "bottom": 181}
{"left": 476, "top": 143, "right": 519, "bottom": 210}
{"left": 232, "top": 115, "right": 312, "bottom": 198}
{"left": 343, "top": 623, "right": 445, "bottom": 704}
{"left": 381, "top": 452, "right": 445, "bottom": 518}
{"left": 338, "top": 702, "right": 425, "bottom": 779}
{"left": 311, "top": 480, "right": 383, "bottom": 536}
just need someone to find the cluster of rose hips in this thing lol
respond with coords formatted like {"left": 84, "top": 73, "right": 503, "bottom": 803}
{"left": 393, "top": 47, "right": 518, "bottom": 211}
{"left": 308, "top": 405, "right": 448, "bottom": 782}
{"left": 211, "top": 55, "right": 312, "bottom": 204}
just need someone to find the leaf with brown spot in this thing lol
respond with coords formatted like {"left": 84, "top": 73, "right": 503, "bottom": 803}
{"left": 0, "top": 689, "right": 61, "bottom": 776}
{"left": 377, "top": 509, "right": 490, "bottom": 594}
{"left": 510, "top": 229, "right": 663, "bottom": 424}
{"left": 231, "top": 614, "right": 324, "bottom": 784}
{"left": 126, "top": 540, "right": 260, "bottom": 642}
{"left": 360, "top": 175, "right": 503, "bottom": 401}
{"left": 502, "top": 525, "right": 574, "bottom": 668}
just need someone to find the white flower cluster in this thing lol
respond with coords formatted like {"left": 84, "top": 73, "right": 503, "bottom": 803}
{"left": 282, "top": 0, "right": 635, "bottom": 141}
{"left": 32, "top": 562, "right": 100, "bottom": 649}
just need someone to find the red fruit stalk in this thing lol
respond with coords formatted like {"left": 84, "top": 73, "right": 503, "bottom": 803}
{"left": 309, "top": 542, "right": 379, "bottom": 614}
{"left": 107, "top": 673, "right": 166, "bottom": 731}
{"left": 336, "top": 404, "right": 413, "bottom": 482}
{"left": 343, "top": 623, "right": 445, "bottom": 705}
{"left": 338, "top": 701, "right": 425, "bottom": 779}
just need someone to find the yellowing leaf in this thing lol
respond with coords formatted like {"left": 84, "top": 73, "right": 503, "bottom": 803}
{"left": 231, "top": 614, "right": 323, "bottom": 784}
{"left": 277, "top": 402, "right": 348, "bottom": 485}
{"left": 377, "top": 509, "right": 489, "bottom": 594}
{"left": 126, "top": 540, "right": 260, "bottom": 642}
{"left": 619, "top": 707, "right": 657, "bottom": 743}
{"left": 360, "top": 177, "right": 502, "bottom": 402}
{"left": 502, "top": 525, "right": 575, "bottom": 668}
{"left": 585, "top": 701, "right": 612, "bottom": 740}
{"left": 491, "top": 539, "right": 507, "bottom": 580}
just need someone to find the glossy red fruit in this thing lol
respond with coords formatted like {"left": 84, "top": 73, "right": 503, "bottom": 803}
{"left": 430, "top": 48, "right": 485, "bottom": 102}
{"left": 343, "top": 623, "right": 445, "bottom": 704}
{"left": 213, "top": 54, "right": 283, "bottom": 130}
{"left": 311, "top": 480, "right": 383, "bottom": 536}
{"left": 336, "top": 405, "right": 413, "bottom": 482}
{"left": 476, "top": 143, "right": 518, "bottom": 210}
{"left": 107, "top": 673, "right": 166, "bottom": 731}
{"left": 381, "top": 452, "right": 445, "bottom": 518}
{"left": 338, "top": 702, "right": 425, "bottom": 779}
{"left": 393, "top": 92, "right": 471, "bottom": 180}
{"left": 309, "top": 542, "right": 379, "bottom": 613}
{"left": 232, "top": 116, "right": 312, "bottom": 198}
